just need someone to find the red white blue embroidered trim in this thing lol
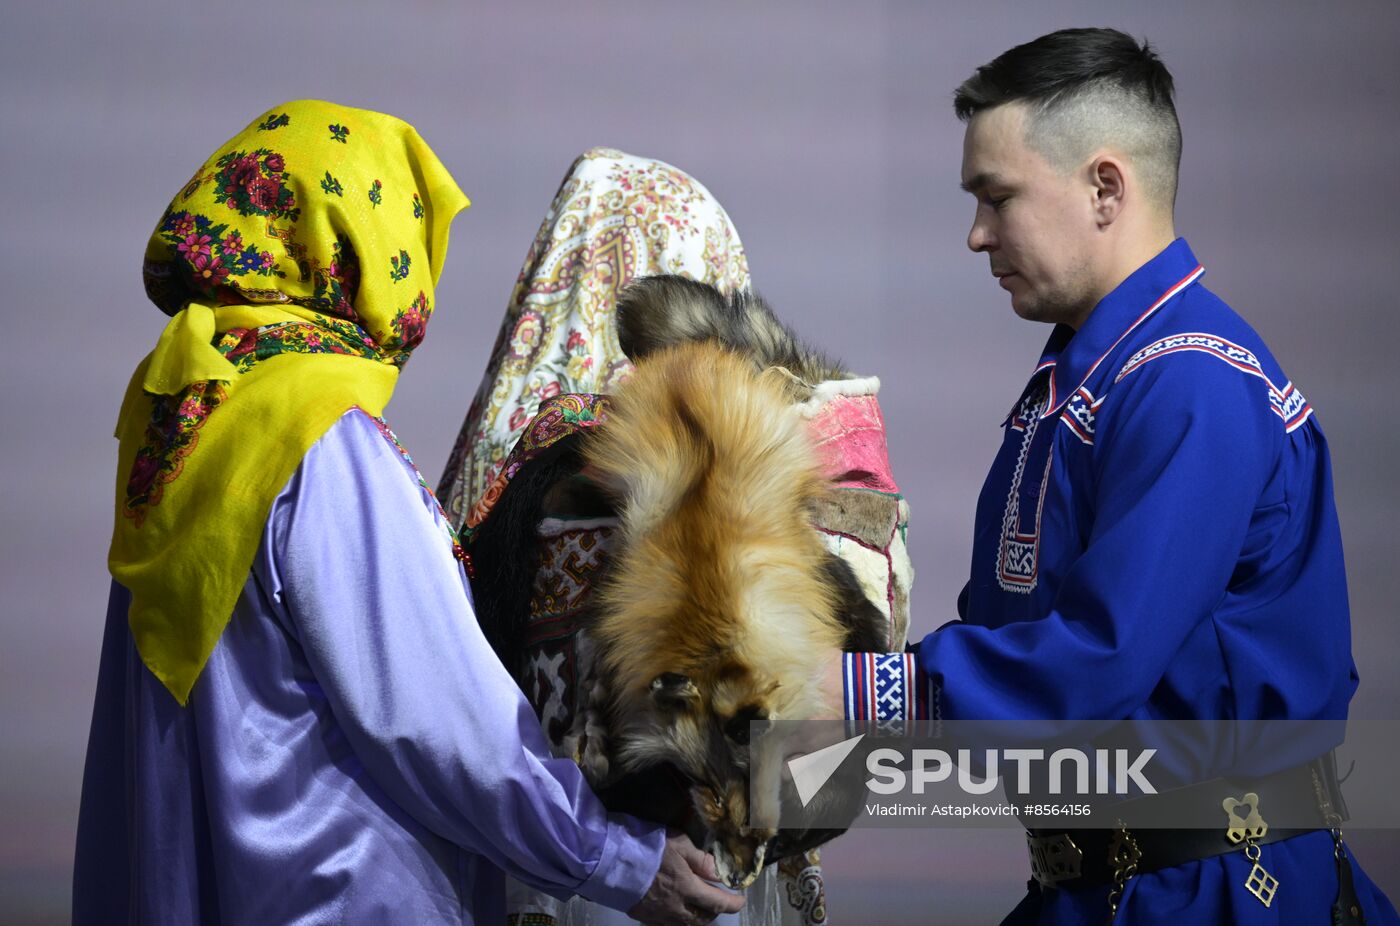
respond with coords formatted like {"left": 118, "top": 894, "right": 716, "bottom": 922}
{"left": 999, "top": 385, "right": 1052, "bottom": 593}
{"left": 1043, "top": 265, "right": 1206, "bottom": 418}
{"left": 1059, "top": 386, "right": 1104, "bottom": 446}
{"left": 1114, "top": 332, "right": 1315, "bottom": 432}
{"left": 844, "top": 652, "right": 939, "bottom": 736}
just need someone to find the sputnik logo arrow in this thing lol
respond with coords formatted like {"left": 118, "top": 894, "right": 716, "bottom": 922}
{"left": 787, "top": 733, "right": 865, "bottom": 807}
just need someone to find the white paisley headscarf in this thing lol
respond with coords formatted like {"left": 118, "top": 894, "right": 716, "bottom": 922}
{"left": 438, "top": 147, "right": 751, "bottom": 528}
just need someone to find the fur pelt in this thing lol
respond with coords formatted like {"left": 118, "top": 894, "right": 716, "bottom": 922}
{"left": 585, "top": 338, "right": 846, "bottom": 738}
{"left": 469, "top": 276, "right": 887, "bottom": 887}
{"left": 618, "top": 274, "right": 845, "bottom": 391}
{"left": 583, "top": 341, "right": 849, "bottom": 883}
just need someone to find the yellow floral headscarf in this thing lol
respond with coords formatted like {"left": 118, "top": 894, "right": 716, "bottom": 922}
{"left": 110, "top": 100, "right": 469, "bottom": 704}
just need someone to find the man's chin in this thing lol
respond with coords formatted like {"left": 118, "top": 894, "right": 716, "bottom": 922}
{"left": 1009, "top": 294, "right": 1041, "bottom": 322}
{"left": 1009, "top": 292, "right": 1066, "bottom": 326}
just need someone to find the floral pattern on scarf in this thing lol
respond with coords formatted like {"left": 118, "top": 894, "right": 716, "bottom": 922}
{"left": 112, "top": 100, "right": 469, "bottom": 705}
{"left": 121, "top": 382, "right": 228, "bottom": 527}
{"left": 463, "top": 392, "right": 612, "bottom": 535}
{"left": 437, "top": 148, "right": 751, "bottom": 527}
{"left": 127, "top": 102, "right": 457, "bottom": 521}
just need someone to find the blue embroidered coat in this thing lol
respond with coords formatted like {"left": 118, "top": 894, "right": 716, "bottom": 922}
{"left": 843, "top": 239, "right": 1398, "bottom": 923}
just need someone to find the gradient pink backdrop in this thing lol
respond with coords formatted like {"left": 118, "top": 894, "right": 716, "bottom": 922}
{"left": 3, "top": 2, "right": 1398, "bottom": 923}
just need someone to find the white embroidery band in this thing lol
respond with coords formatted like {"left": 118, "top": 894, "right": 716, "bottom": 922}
{"left": 1115, "top": 332, "right": 1314, "bottom": 433}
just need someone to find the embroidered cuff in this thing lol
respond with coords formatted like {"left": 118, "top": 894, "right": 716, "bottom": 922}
{"left": 843, "top": 652, "right": 940, "bottom": 736}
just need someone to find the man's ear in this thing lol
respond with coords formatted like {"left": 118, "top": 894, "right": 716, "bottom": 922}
{"left": 1089, "top": 155, "right": 1127, "bottom": 228}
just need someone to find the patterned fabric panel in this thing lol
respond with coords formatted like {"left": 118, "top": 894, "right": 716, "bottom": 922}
{"left": 843, "top": 652, "right": 940, "bottom": 737}
{"left": 464, "top": 393, "right": 611, "bottom": 534}
{"left": 523, "top": 525, "right": 615, "bottom": 750}
{"left": 530, "top": 525, "right": 615, "bottom": 621}
{"left": 779, "top": 851, "right": 830, "bottom": 926}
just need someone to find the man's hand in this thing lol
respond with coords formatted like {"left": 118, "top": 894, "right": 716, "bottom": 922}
{"left": 627, "top": 831, "right": 745, "bottom": 925}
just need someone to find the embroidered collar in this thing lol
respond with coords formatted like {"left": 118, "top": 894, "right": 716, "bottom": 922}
{"left": 1030, "top": 238, "right": 1205, "bottom": 417}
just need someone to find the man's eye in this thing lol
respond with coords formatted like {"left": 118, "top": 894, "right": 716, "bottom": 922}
{"left": 987, "top": 196, "right": 1009, "bottom": 210}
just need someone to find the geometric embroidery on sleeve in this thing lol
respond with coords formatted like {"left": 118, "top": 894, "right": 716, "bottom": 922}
{"left": 1114, "top": 332, "right": 1314, "bottom": 432}
{"left": 1270, "top": 381, "right": 1313, "bottom": 432}
{"left": 1115, "top": 331, "right": 1265, "bottom": 380}
{"left": 844, "top": 652, "right": 938, "bottom": 737}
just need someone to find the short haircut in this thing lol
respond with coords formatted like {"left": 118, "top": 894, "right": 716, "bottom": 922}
{"left": 954, "top": 28, "right": 1182, "bottom": 212}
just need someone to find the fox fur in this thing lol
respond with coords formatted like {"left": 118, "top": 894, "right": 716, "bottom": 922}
{"left": 617, "top": 274, "right": 845, "bottom": 393}
{"left": 469, "top": 275, "right": 886, "bottom": 888}
{"left": 582, "top": 340, "right": 849, "bottom": 882}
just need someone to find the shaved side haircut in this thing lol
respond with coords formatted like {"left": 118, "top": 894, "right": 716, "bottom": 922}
{"left": 955, "top": 27, "right": 1183, "bottom": 212}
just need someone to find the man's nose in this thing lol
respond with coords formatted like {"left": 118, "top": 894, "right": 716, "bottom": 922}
{"left": 967, "top": 216, "right": 995, "bottom": 253}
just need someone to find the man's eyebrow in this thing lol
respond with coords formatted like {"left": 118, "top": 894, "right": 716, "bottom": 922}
{"left": 960, "top": 172, "right": 1003, "bottom": 193}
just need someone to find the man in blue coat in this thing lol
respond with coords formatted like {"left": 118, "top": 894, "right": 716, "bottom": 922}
{"left": 829, "top": 27, "right": 1398, "bottom": 924}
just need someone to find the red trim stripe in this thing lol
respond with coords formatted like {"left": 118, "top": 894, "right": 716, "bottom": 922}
{"left": 1060, "top": 414, "right": 1094, "bottom": 445}
{"left": 1045, "top": 265, "right": 1205, "bottom": 417}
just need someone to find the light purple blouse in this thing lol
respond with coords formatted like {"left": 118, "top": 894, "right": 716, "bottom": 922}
{"left": 74, "top": 409, "right": 664, "bottom": 924}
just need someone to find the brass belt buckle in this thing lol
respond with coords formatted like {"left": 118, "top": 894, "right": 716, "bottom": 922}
{"left": 1027, "top": 832, "right": 1083, "bottom": 888}
{"left": 1222, "top": 791, "right": 1268, "bottom": 845}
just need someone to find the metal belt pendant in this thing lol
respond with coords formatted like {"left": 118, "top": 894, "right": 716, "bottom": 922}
{"left": 1104, "top": 819, "right": 1141, "bottom": 923}
{"left": 1242, "top": 842, "right": 1280, "bottom": 907}
{"left": 1223, "top": 792, "right": 1278, "bottom": 908}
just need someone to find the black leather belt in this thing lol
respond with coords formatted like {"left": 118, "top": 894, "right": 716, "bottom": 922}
{"left": 1026, "top": 824, "right": 1319, "bottom": 888}
{"left": 1025, "top": 752, "right": 1348, "bottom": 890}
